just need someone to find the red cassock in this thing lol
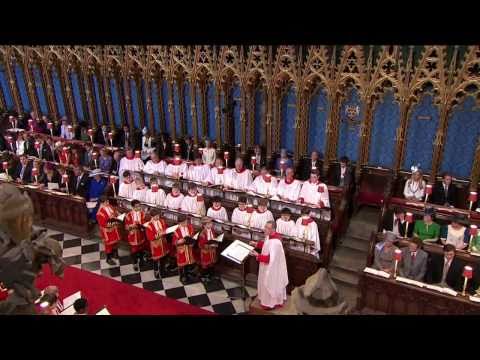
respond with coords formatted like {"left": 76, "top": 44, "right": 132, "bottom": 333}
{"left": 145, "top": 219, "right": 169, "bottom": 260}
{"left": 172, "top": 224, "right": 195, "bottom": 267}
{"left": 124, "top": 210, "right": 147, "bottom": 254}
{"left": 59, "top": 151, "right": 71, "bottom": 166}
{"left": 96, "top": 205, "right": 121, "bottom": 254}
{"left": 198, "top": 228, "right": 218, "bottom": 268}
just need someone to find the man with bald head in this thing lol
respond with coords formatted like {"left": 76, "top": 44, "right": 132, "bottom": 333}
{"left": 224, "top": 158, "right": 253, "bottom": 191}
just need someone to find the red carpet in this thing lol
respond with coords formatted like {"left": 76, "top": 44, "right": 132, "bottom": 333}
{"left": 35, "top": 265, "right": 214, "bottom": 315}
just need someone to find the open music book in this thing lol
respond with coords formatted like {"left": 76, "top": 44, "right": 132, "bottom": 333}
{"left": 96, "top": 307, "right": 111, "bottom": 315}
{"left": 221, "top": 240, "right": 254, "bottom": 264}
{"left": 116, "top": 213, "right": 126, "bottom": 222}
{"left": 395, "top": 276, "right": 425, "bottom": 288}
{"left": 424, "top": 284, "right": 458, "bottom": 296}
{"left": 165, "top": 224, "right": 179, "bottom": 234}
{"left": 47, "top": 182, "right": 60, "bottom": 190}
{"left": 469, "top": 295, "right": 480, "bottom": 303}
{"left": 363, "top": 267, "right": 391, "bottom": 279}
{"left": 59, "top": 291, "right": 82, "bottom": 315}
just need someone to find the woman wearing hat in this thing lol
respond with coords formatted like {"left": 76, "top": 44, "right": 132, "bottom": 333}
{"left": 403, "top": 166, "right": 426, "bottom": 201}
{"left": 413, "top": 208, "right": 440, "bottom": 243}
{"left": 440, "top": 216, "right": 468, "bottom": 250}
{"left": 87, "top": 169, "right": 107, "bottom": 221}
{"left": 373, "top": 231, "right": 399, "bottom": 274}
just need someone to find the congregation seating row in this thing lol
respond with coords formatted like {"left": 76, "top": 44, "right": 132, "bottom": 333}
{"left": 357, "top": 232, "right": 480, "bottom": 314}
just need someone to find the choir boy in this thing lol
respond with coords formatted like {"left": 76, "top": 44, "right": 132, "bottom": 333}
{"left": 145, "top": 177, "right": 166, "bottom": 206}
{"left": 132, "top": 175, "right": 147, "bottom": 202}
{"left": 276, "top": 208, "right": 297, "bottom": 237}
{"left": 180, "top": 183, "right": 206, "bottom": 216}
{"left": 186, "top": 155, "right": 213, "bottom": 184}
{"left": 206, "top": 196, "right": 229, "bottom": 221}
{"left": 164, "top": 183, "right": 185, "bottom": 210}
{"left": 249, "top": 198, "right": 274, "bottom": 230}
{"left": 249, "top": 166, "right": 278, "bottom": 197}
{"left": 118, "top": 170, "right": 136, "bottom": 199}
{"left": 124, "top": 200, "right": 148, "bottom": 271}
{"left": 96, "top": 196, "right": 121, "bottom": 265}
{"left": 165, "top": 154, "right": 188, "bottom": 178}
{"left": 172, "top": 214, "right": 196, "bottom": 284}
{"left": 231, "top": 196, "right": 251, "bottom": 226}
{"left": 198, "top": 217, "right": 220, "bottom": 283}
{"left": 224, "top": 158, "right": 253, "bottom": 191}
{"left": 295, "top": 207, "right": 321, "bottom": 258}
{"left": 145, "top": 211, "right": 169, "bottom": 278}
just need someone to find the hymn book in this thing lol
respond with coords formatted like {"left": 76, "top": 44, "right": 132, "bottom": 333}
{"left": 221, "top": 240, "right": 254, "bottom": 264}
{"left": 363, "top": 267, "right": 391, "bottom": 279}
{"left": 165, "top": 224, "right": 179, "bottom": 234}
{"left": 96, "top": 307, "right": 111, "bottom": 315}
{"left": 395, "top": 276, "right": 425, "bottom": 288}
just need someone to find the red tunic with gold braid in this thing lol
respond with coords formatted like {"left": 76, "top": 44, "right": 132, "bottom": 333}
{"left": 198, "top": 228, "right": 218, "bottom": 268}
{"left": 96, "top": 204, "right": 121, "bottom": 254}
{"left": 124, "top": 210, "right": 147, "bottom": 254}
{"left": 145, "top": 218, "right": 169, "bottom": 260}
{"left": 172, "top": 224, "right": 195, "bottom": 267}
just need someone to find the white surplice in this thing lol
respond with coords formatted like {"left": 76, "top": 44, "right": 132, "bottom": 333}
{"left": 119, "top": 181, "right": 136, "bottom": 199}
{"left": 249, "top": 209, "right": 274, "bottom": 230}
{"left": 164, "top": 193, "right": 184, "bottom": 210}
{"left": 206, "top": 206, "right": 229, "bottom": 221}
{"left": 298, "top": 181, "right": 330, "bottom": 208}
{"left": 132, "top": 187, "right": 147, "bottom": 202}
{"left": 145, "top": 188, "right": 166, "bottom": 206}
{"left": 231, "top": 208, "right": 251, "bottom": 226}
{"left": 250, "top": 175, "right": 278, "bottom": 197}
{"left": 276, "top": 178, "right": 302, "bottom": 202}
{"left": 295, "top": 216, "right": 321, "bottom": 257}
{"left": 164, "top": 162, "right": 188, "bottom": 178}
{"left": 276, "top": 218, "right": 297, "bottom": 237}
{"left": 143, "top": 159, "right": 167, "bottom": 175}
{"left": 210, "top": 167, "right": 226, "bottom": 186}
{"left": 180, "top": 194, "right": 206, "bottom": 216}
{"left": 257, "top": 233, "right": 288, "bottom": 308}
{"left": 119, "top": 157, "right": 144, "bottom": 180}
{"left": 224, "top": 168, "right": 253, "bottom": 191}
{"left": 186, "top": 164, "right": 213, "bottom": 184}
{"left": 202, "top": 148, "right": 216, "bottom": 166}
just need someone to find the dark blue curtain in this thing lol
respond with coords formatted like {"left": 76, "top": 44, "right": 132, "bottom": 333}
{"left": 14, "top": 64, "right": 31, "bottom": 112}
{"left": 233, "top": 84, "right": 241, "bottom": 145}
{"left": 70, "top": 72, "right": 85, "bottom": 121}
{"left": 92, "top": 75, "right": 104, "bottom": 124}
{"left": 280, "top": 87, "right": 296, "bottom": 153}
{"left": 151, "top": 80, "right": 160, "bottom": 133}
{"left": 173, "top": 81, "right": 181, "bottom": 134}
{"left": 195, "top": 85, "right": 203, "bottom": 139}
{"left": 0, "top": 65, "right": 14, "bottom": 110}
{"left": 142, "top": 80, "right": 149, "bottom": 131}
{"left": 184, "top": 82, "right": 193, "bottom": 136}
{"left": 369, "top": 91, "right": 400, "bottom": 167}
{"left": 161, "top": 80, "right": 170, "bottom": 134}
{"left": 129, "top": 79, "right": 140, "bottom": 129}
{"left": 32, "top": 67, "right": 48, "bottom": 115}
{"left": 207, "top": 81, "right": 216, "bottom": 141}
{"left": 337, "top": 87, "right": 363, "bottom": 161}
{"left": 254, "top": 88, "right": 264, "bottom": 145}
{"left": 109, "top": 79, "right": 122, "bottom": 127}
{"left": 441, "top": 96, "right": 480, "bottom": 178}
{"left": 51, "top": 69, "right": 65, "bottom": 117}
{"left": 308, "top": 87, "right": 329, "bottom": 155}
{"left": 403, "top": 94, "right": 440, "bottom": 172}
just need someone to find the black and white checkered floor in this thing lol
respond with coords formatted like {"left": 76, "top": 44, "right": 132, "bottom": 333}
{"left": 34, "top": 226, "right": 257, "bottom": 315}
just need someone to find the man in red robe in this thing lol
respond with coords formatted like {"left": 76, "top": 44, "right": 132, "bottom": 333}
{"left": 198, "top": 217, "right": 220, "bottom": 283}
{"left": 172, "top": 214, "right": 196, "bottom": 284}
{"left": 145, "top": 211, "right": 170, "bottom": 279}
{"left": 96, "top": 196, "right": 122, "bottom": 265}
{"left": 124, "top": 200, "right": 148, "bottom": 271}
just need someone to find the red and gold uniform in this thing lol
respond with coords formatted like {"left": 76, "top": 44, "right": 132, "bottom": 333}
{"left": 172, "top": 223, "right": 195, "bottom": 267}
{"left": 145, "top": 218, "right": 169, "bottom": 260}
{"left": 198, "top": 227, "right": 218, "bottom": 268}
{"left": 124, "top": 209, "right": 147, "bottom": 254}
{"left": 96, "top": 204, "right": 121, "bottom": 255}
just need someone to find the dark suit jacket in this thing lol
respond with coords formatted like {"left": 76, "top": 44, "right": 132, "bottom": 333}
{"left": 425, "top": 255, "right": 472, "bottom": 293}
{"left": 33, "top": 144, "right": 53, "bottom": 161}
{"left": 182, "top": 142, "right": 195, "bottom": 161}
{"left": 157, "top": 135, "right": 172, "bottom": 158}
{"left": 13, "top": 163, "right": 32, "bottom": 183}
{"left": 95, "top": 129, "right": 109, "bottom": 145}
{"left": 23, "top": 138, "right": 35, "bottom": 156}
{"left": 111, "top": 159, "right": 121, "bottom": 176}
{"left": 382, "top": 210, "right": 414, "bottom": 238}
{"left": 0, "top": 135, "right": 6, "bottom": 152}
{"left": 331, "top": 164, "right": 353, "bottom": 187}
{"left": 299, "top": 158, "right": 324, "bottom": 181}
{"left": 39, "top": 171, "right": 61, "bottom": 188}
{"left": 70, "top": 173, "right": 90, "bottom": 198}
{"left": 431, "top": 181, "right": 457, "bottom": 206}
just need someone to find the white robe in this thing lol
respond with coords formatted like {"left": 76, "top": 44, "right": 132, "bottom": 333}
{"left": 143, "top": 160, "right": 167, "bottom": 175}
{"left": 403, "top": 179, "right": 426, "bottom": 200}
{"left": 141, "top": 136, "right": 155, "bottom": 160}
{"left": 206, "top": 206, "right": 229, "bottom": 221}
{"left": 276, "top": 179, "right": 302, "bottom": 202}
{"left": 299, "top": 181, "right": 330, "bottom": 208}
{"left": 250, "top": 176, "right": 278, "bottom": 196}
{"left": 257, "top": 234, "right": 288, "bottom": 308}
{"left": 210, "top": 167, "right": 226, "bottom": 186}
{"left": 165, "top": 162, "right": 188, "bottom": 178}
{"left": 295, "top": 217, "right": 321, "bottom": 257}
{"left": 202, "top": 148, "right": 216, "bottom": 166}
{"left": 186, "top": 164, "right": 213, "bottom": 184}
{"left": 132, "top": 187, "right": 147, "bottom": 202}
{"left": 224, "top": 168, "right": 253, "bottom": 191}
{"left": 276, "top": 218, "right": 297, "bottom": 237}
{"left": 231, "top": 208, "right": 250, "bottom": 226}
{"left": 119, "top": 157, "right": 144, "bottom": 181}
{"left": 164, "top": 193, "right": 184, "bottom": 210}
{"left": 119, "top": 181, "right": 136, "bottom": 199}
{"left": 249, "top": 210, "right": 274, "bottom": 230}
{"left": 180, "top": 194, "right": 206, "bottom": 216}
{"left": 145, "top": 188, "right": 166, "bottom": 206}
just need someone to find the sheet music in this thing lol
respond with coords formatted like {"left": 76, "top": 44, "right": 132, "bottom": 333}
{"left": 221, "top": 240, "right": 254, "bottom": 264}
{"left": 116, "top": 213, "right": 126, "bottom": 222}
{"left": 60, "top": 306, "right": 76, "bottom": 315}
{"left": 214, "top": 233, "right": 224, "bottom": 243}
{"left": 193, "top": 231, "right": 199, "bottom": 240}
{"left": 469, "top": 295, "right": 480, "bottom": 303}
{"left": 96, "top": 307, "right": 111, "bottom": 315}
{"left": 165, "top": 224, "right": 179, "bottom": 234}
{"left": 47, "top": 182, "right": 60, "bottom": 190}
{"left": 396, "top": 276, "right": 425, "bottom": 288}
{"left": 363, "top": 267, "right": 391, "bottom": 278}
{"left": 62, "top": 291, "right": 82, "bottom": 309}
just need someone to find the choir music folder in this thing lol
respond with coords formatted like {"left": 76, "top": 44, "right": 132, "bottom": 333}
{"left": 165, "top": 224, "right": 179, "bottom": 234}
{"left": 221, "top": 240, "right": 254, "bottom": 264}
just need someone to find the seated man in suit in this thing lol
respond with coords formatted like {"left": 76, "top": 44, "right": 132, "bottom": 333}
{"left": 331, "top": 156, "right": 352, "bottom": 187}
{"left": 300, "top": 150, "right": 323, "bottom": 181}
{"left": 14, "top": 155, "right": 32, "bottom": 184}
{"left": 425, "top": 244, "right": 471, "bottom": 292}
{"left": 398, "top": 237, "right": 428, "bottom": 281}
{"left": 182, "top": 136, "right": 195, "bottom": 161}
{"left": 71, "top": 166, "right": 90, "bottom": 198}
{"left": 382, "top": 207, "right": 414, "bottom": 238}
{"left": 431, "top": 172, "right": 457, "bottom": 207}
{"left": 95, "top": 124, "right": 110, "bottom": 145}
